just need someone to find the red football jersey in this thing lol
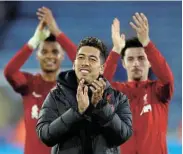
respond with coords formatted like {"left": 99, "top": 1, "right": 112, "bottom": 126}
{"left": 4, "top": 45, "right": 55, "bottom": 154}
{"left": 103, "top": 42, "right": 174, "bottom": 154}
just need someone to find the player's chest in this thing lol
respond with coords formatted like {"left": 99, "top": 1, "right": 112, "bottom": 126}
{"left": 127, "top": 87, "right": 157, "bottom": 117}
{"left": 24, "top": 83, "right": 56, "bottom": 121}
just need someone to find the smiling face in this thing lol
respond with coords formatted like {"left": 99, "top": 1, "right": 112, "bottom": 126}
{"left": 73, "top": 46, "right": 104, "bottom": 84}
{"left": 37, "top": 41, "right": 64, "bottom": 73}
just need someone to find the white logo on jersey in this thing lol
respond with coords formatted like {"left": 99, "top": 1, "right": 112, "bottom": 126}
{"left": 31, "top": 104, "right": 39, "bottom": 119}
{"left": 143, "top": 93, "right": 148, "bottom": 104}
{"left": 32, "top": 91, "right": 42, "bottom": 98}
{"left": 140, "top": 104, "right": 152, "bottom": 116}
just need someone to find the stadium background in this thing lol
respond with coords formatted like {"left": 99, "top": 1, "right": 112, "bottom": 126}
{"left": 0, "top": 1, "right": 181, "bottom": 154}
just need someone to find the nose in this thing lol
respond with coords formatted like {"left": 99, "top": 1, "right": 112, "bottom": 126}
{"left": 132, "top": 59, "right": 140, "bottom": 67}
{"left": 46, "top": 52, "right": 55, "bottom": 58}
{"left": 82, "top": 58, "right": 90, "bottom": 66}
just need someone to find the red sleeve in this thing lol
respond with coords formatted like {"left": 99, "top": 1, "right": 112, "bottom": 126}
{"left": 103, "top": 51, "right": 127, "bottom": 93}
{"left": 4, "top": 44, "right": 33, "bottom": 94}
{"left": 145, "top": 41, "right": 174, "bottom": 102}
{"left": 56, "top": 33, "right": 77, "bottom": 62}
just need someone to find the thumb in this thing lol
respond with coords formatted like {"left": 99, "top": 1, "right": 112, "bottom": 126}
{"left": 37, "top": 20, "right": 46, "bottom": 31}
{"left": 121, "top": 33, "right": 125, "bottom": 40}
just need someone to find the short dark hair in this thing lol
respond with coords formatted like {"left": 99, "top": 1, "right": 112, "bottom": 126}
{"left": 121, "top": 37, "right": 143, "bottom": 59}
{"left": 37, "top": 34, "right": 57, "bottom": 50}
{"left": 45, "top": 34, "right": 56, "bottom": 42}
{"left": 77, "top": 37, "right": 108, "bottom": 64}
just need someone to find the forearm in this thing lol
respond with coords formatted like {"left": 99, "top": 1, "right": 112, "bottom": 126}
{"left": 102, "top": 113, "right": 133, "bottom": 146}
{"left": 145, "top": 41, "right": 173, "bottom": 84}
{"left": 4, "top": 44, "right": 33, "bottom": 76}
{"left": 56, "top": 33, "right": 77, "bottom": 62}
{"left": 103, "top": 51, "right": 120, "bottom": 82}
{"left": 37, "top": 108, "right": 83, "bottom": 147}
{"left": 93, "top": 94, "right": 132, "bottom": 146}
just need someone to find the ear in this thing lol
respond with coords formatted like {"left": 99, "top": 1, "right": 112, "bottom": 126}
{"left": 148, "top": 62, "right": 151, "bottom": 68}
{"left": 99, "top": 64, "right": 104, "bottom": 74}
{"left": 72, "top": 60, "right": 76, "bottom": 70}
{"left": 121, "top": 59, "right": 126, "bottom": 69}
{"left": 60, "top": 53, "right": 64, "bottom": 61}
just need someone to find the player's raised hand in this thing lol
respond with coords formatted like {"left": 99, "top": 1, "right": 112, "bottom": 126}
{"left": 37, "top": 7, "right": 61, "bottom": 37}
{"left": 111, "top": 18, "right": 125, "bottom": 54}
{"left": 130, "top": 13, "right": 150, "bottom": 47}
{"left": 28, "top": 20, "right": 50, "bottom": 49}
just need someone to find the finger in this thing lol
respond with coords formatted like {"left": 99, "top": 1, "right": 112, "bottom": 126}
{"left": 99, "top": 78, "right": 106, "bottom": 89}
{"left": 42, "top": 6, "right": 50, "bottom": 12}
{"left": 84, "top": 86, "right": 88, "bottom": 96}
{"left": 136, "top": 13, "right": 148, "bottom": 30}
{"left": 93, "top": 79, "right": 103, "bottom": 88}
{"left": 132, "top": 15, "right": 141, "bottom": 28}
{"left": 79, "top": 79, "right": 85, "bottom": 86}
{"left": 38, "top": 16, "right": 43, "bottom": 21}
{"left": 135, "top": 13, "right": 147, "bottom": 30}
{"left": 77, "top": 85, "right": 82, "bottom": 94}
{"left": 135, "top": 12, "right": 144, "bottom": 25}
{"left": 113, "top": 18, "right": 120, "bottom": 33}
{"left": 90, "top": 86, "right": 97, "bottom": 93}
{"left": 111, "top": 24, "right": 114, "bottom": 35}
{"left": 140, "top": 13, "right": 148, "bottom": 26}
{"left": 36, "top": 12, "right": 45, "bottom": 18}
{"left": 121, "top": 33, "right": 126, "bottom": 41}
{"left": 38, "top": 8, "right": 46, "bottom": 14}
{"left": 129, "top": 22, "right": 141, "bottom": 33}
{"left": 92, "top": 82, "right": 101, "bottom": 92}
{"left": 37, "top": 20, "right": 45, "bottom": 31}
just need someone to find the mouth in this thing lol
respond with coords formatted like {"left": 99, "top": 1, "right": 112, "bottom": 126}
{"left": 79, "top": 68, "right": 90, "bottom": 74}
{"left": 132, "top": 68, "right": 141, "bottom": 72}
{"left": 43, "top": 59, "right": 56, "bottom": 66}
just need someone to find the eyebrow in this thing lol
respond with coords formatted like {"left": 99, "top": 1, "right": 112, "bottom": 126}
{"left": 78, "top": 54, "right": 98, "bottom": 59}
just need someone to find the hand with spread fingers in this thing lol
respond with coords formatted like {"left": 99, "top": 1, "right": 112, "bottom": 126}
{"left": 76, "top": 79, "right": 90, "bottom": 114}
{"left": 37, "top": 6, "right": 61, "bottom": 37}
{"left": 112, "top": 18, "right": 126, "bottom": 54}
{"left": 130, "top": 12, "right": 150, "bottom": 47}
{"left": 90, "top": 78, "right": 106, "bottom": 106}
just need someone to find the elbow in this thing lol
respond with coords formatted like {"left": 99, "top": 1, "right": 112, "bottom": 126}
{"left": 110, "top": 124, "right": 133, "bottom": 147}
{"left": 121, "top": 126, "right": 133, "bottom": 144}
{"left": 4, "top": 66, "right": 10, "bottom": 78}
{"left": 40, "top": 138, "right": 56, "bottom": 147}
{"left": 36, "top": 124, "right": 57, "bottom": 147}
{"left": 114, "top": 125, "right": 133, "bottom": 146}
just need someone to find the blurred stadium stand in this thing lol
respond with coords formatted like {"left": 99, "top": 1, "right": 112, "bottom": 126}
{"left": 0, "top": 1, "right": 181, "bottom": 154}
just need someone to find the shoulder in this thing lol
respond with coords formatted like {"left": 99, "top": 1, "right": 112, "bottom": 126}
{"left": 105, "top": 86, "right": 128, "bottom": 105}
{"left": 49, "top": 83, "right": 65, "bottom": 102}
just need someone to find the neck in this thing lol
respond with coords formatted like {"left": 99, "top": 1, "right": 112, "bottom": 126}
{"left": 128, "top": 77, "right": 148, "bottom": 82}
{"left": 41, "top": 71, "right": 58, "bottom": 82}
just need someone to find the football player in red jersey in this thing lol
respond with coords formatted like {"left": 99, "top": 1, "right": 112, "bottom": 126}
{"left": 104, "top": 13, "right": 174, "bottom": 154}
{"left": 4, "top": 20, "right": 70, "bottom": 154}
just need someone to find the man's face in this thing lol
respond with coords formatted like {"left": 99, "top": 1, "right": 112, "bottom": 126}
{"left": 122, "top": 47, "right": 151, "bottom": 81}
{"left": 74, "top": 46, "right": 103, "bottom": 84}
{"left": 37, "top": 41, "right": 64, "bottom": 73}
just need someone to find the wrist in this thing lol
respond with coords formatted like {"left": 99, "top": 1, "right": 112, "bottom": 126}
{"left": 112, "top": 46, "right": 122, "bottom": 54}
{"left": 142, "top": 38, "right": 150, "bottom": 47}
{"left": 28, "top": 37, "right": 40, "bottom": 50}
{"left": 52, "top": 28, "right": 62, "bottom": 37}
{"left": 78, "top": 107, "right": 86, "bottom": 114}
